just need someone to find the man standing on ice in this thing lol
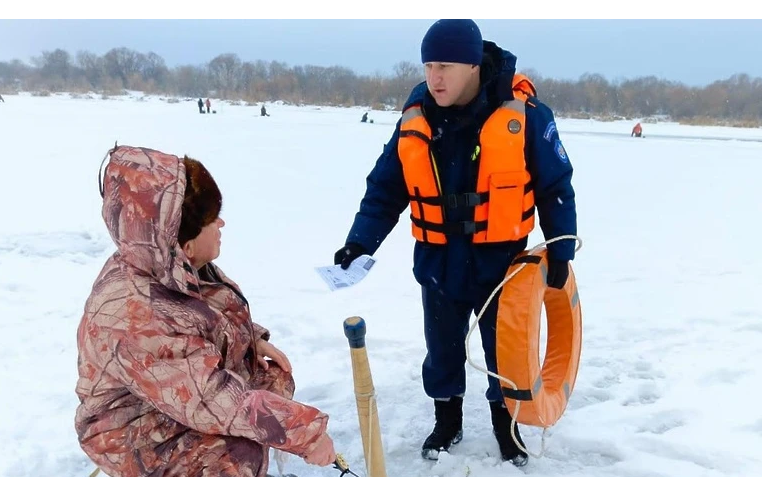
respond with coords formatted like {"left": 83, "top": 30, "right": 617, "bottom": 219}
{"left": 333, "top": 19, "right": 578, "bottom": 467}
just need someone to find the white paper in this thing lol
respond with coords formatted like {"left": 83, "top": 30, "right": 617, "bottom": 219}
{"left": 315, "top": 254, "right": 376, "bottom": 291}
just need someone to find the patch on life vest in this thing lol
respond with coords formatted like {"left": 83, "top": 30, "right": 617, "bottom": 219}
{"left": 555, "top": 139, "right": 568, "bottom": 163}
{"left": 543, "top": 121, "right": 557, "bottom": 142}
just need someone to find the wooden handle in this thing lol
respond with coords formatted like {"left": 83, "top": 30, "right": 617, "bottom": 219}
{"left": 343, "top": 317, "right": 387, "bottom": 477}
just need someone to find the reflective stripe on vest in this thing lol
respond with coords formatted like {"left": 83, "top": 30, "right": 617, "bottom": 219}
{"left": 398, "top": 98, "right": 535, "bottom": 244}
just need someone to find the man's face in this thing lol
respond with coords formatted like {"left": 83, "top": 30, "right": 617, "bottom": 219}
{"left": 424, "top": 62, "right": 479, "bottom": 107}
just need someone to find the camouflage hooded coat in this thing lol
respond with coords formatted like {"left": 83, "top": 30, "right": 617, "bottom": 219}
{"left": 75, "top": 146, "right": 328, "bottom": 477}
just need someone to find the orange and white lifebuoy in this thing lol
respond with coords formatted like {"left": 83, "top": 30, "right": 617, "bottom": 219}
{"left": 495, "top": 248, "right": 582, "bottom": 428}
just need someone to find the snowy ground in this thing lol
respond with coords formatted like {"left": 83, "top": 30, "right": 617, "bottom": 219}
{"left": 1, "top": 92, "right": 761, "bottom": 477}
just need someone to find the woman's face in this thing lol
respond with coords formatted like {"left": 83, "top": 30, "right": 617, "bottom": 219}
{"left": 182, "top": 217, "right": 225, "bottom": 269}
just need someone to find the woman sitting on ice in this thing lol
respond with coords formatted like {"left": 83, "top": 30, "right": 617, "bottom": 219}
{"left": 75, "top": 145, "right": 335, "bottom": 476}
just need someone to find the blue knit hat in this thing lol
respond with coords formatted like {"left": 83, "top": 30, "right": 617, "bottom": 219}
{"left": 421, "top": 19, "right": 483, "bottom": 66}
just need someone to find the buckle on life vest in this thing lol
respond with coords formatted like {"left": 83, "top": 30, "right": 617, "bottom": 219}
{"left": 445, "top": 220, "right": 487, "bottom": 235}
{"left": 446, "top": 192, "right": 489, "bottom": 209}
{"left": 411, "top": 217, "right": 487, "bottom": 236}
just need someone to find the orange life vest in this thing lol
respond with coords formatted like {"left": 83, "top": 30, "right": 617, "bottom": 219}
{"left": 397, "top": 75, "right": 537, "bottom": 244}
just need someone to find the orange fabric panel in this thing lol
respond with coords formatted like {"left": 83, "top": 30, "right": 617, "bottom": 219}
{"left": 398, "top": 107, "right": 446, "bottom": 243}
{"left": 474, "top": 101, "right": 532, "bottom": 243}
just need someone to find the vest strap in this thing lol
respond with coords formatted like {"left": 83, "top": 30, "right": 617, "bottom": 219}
{"left": 400, "top": 129, "right": 431, "bottom": 144}
{"left": 410, "top": 216, "right": 487, "bottom": 236}
{"left": 411, "top": 191, "right": 489, "bottom": 208}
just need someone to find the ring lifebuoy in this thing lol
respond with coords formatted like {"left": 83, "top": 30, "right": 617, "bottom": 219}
{"left": 495, "top": 249, "right": 582, "bottom": 428}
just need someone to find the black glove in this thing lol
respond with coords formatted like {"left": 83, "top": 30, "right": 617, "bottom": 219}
{"left": 546, "top": 259, "right": 569, "bottom": 289}
{"left": 334, "top": 243, "right": 367, "bottom": 270}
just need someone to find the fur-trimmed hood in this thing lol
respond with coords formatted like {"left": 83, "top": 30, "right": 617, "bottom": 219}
{"left": 178, "top": 156, "right": 222, "bottom": 245}
{"left": 100, "top": 145, "right": 215, "bottom": 297}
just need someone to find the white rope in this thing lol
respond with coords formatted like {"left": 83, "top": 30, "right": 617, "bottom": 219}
{"left": 353, "top": 389, "right": 377, "bottom": 475}
{"left": 465, "top": 235, "right": 582, "bottom": 459}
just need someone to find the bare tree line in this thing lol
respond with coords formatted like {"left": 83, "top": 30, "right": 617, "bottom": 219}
{"left": 1, "top": 47, "right": 761, "bottom": 126}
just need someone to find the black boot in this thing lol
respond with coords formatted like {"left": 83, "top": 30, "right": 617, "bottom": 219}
{"left": 490, "top": 401, "right": 528, "bottom": 467}
{"left": 421, "top": 396, "right": 463, "bottom": 460}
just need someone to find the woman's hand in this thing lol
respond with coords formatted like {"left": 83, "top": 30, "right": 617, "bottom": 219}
{"left": 303, "top": 433, "right": 336, "bottom": 467}
{"left": 255, "top": 339, "right": 292, "bottom": 373}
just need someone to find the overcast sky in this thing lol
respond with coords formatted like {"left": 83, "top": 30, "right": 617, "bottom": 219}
{"left": 1, "top": 19, "right": 760, "bottom": 86}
